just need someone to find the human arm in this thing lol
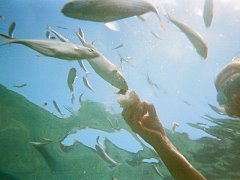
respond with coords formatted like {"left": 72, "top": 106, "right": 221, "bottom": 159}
{"left": 119, "top": 91, "right": 206, "bottom": 180}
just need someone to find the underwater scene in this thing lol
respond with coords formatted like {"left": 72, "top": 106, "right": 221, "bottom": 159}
{"left": 0, "top": 0, "right": 240, "bottom": 179}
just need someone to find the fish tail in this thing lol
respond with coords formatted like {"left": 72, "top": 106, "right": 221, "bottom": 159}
{"left": 0, "top": 33, "right": 17, "bottom": 46}
{"left": 154, "top": 6, "right": 166, "bottom": 31}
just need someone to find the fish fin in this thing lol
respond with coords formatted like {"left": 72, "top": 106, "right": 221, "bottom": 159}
{"left": 154, "top": 6, "right": 166, "bottom": 31}
{"left": 104, "top": 21, "right": 120, "bottom": 32}
{"left": 0, "top": 33, "right": 16, "bottom": 46}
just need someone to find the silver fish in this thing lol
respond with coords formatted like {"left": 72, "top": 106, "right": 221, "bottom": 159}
{"left": 67, "top": 67, "right": 77, "bottom": 100}
{"left": 45, "top": 31, "right": 50, "bottom": 39}
{"left": 47, "top": 26, "right": 69, "bottom": 42}
{"left": 203, "top": 0, "right": 214, "bottom": 28}
{"left": 29, "top": 141, "right": 46, "bottom": 147}
{"left": 83, "top": 76, "right": 94, "bottom": 92}
{"left": 62, "top": 0, "right": 165, "bottom": 29}
{"left": 13, "top": 83, "right": 27, "bottom": 88}
{"left": 40, "top": 137, "right": 53, "bottom": 143}
{"left": 112, "top": 44, "right": 123, "bottom": 50}
{"left": 95, "top": 144, "right": 120, "bottom": 167}
{"left": 79, "top": 92, "right": 84, "bottom": 106}
{"left": 166, "top": 14, "right": 208, "bottom": 59}
{"left": 76, "top": 28, "right": 128, "bottom": 94}
{"left": 0, "top": 33, "right": 99, "bottom": 61}
{"left": 52, "top": 100, "right": 63, "bottom": 116}
{"left": 152, "top": 164, "right": 164, "bottom": 177}
{"left": 8, "top": 21, "right": 16, "bottom": 37}
{"left": 78, "top": 60, "right": 89, "bottom": 73}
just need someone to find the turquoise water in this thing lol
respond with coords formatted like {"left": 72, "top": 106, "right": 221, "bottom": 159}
{"left": 0, "top": 0, "right": 240, "bottom": 179}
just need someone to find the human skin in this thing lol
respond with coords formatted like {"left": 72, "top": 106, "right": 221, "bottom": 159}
{"left": 119, "top": 91, "right": 206, "bottom": 180}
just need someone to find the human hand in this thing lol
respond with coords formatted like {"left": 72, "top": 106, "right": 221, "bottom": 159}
{"left": 119, "top": 91, "right": 166, "bottom": 144}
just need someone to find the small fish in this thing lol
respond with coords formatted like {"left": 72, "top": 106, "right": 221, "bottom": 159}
{"left": 95, "top": 142, "right": 120, "bottom": 166}
{"left": 172, "top": 122, "right": 180, "bottom": 133}
{"left": 62, "top": 0, "right": 165, "bottom": 30}
{"left": 0, "top": 33, "right": 99, "bottom": 61}
{"left": 40, "top": 137, "right": 53, "bottom": 143}
{"left": 79, "top": 92, "right": 84, "bottom": 106}
{"left": 166, "top": 14, "right": 208, "bottom": 59}
{"left": 78, "top": 60, "right": 89, "bottom": 74}
{"left": 8, "top": 21, "right": 16, "bottom": 37}
{"left": 82, "top": 76, "right": 94, "bottom": 92}
{"left": 112, "top": 44, "right": 123, "bottom": 50}
{"left": 48, "top": 26, "right": 69, "bottom": 42}
{"left": 152, "top": 164, "right": 164, "bottom": 177}
{"left": 29, "top": 141, "right": 46, "bottom": 147}
{"left": 13, "top": 83, "right": 27, "bottom": 88}
{"left": 67, "top": 67, "right": 77, "bottom": 102}
{"left": 151, "top": 31, "right": 161, "bottom": 40}
{"left": 146, "top": 73, "right": 159, "bottom": 90}
{"left": 45, "top": 31, "right": 50, "bottom": 39}
{"left": 55, "top": 26, "right": 68, "bottom": 30}
{"left": 43, "top": 102, "right": 48, "bottom": 106}
{"left": 203, "top": 0, "right": 214, "bottom": 28}
{"left": 52, "top": 100, "right": 63, "bottom": 116}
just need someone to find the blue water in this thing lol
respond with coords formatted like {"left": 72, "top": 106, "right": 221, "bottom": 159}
{"left": 1, "top": 0, "right": 240, "bottom": 179}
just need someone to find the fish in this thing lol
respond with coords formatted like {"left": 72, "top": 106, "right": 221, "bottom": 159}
{"left": 203, "top": 0, "right": 214, "bottom": 28}
{"left": 45, "top": 31, "right": 50, "bottom": 39}
{"left": 52, "top": 100, "right": 63, "bottom": 116}
{"left": 78, "top": 60, "right": 89, "bottom": 73}
{"left": 40, "top": 137, "right": 53, "bottom": 143}
{"left": 146, "top": 73, "right": 159, "bottom": 90}
{"left": 0, "top": 33, "right": 99, "bottom": 61}
{"left": 76, "top": 28, "right": 128, "bottom": 94}
{"left": 67, "top": 67, "right": 77, "bottom": 102}
{"left": 112, "top": 44, "right": 123, "bottom": 50}
{"left": 13, "top": 83, "right": 27, "bottom": 88}
{"left": 8, "top": 21, "right": 16, "bottom": 37}
{"left": 55, "top": 26, "right": 68, "bottom": 30}
{"left": 62, "top": 0, "right": 165, "bottom": 30}
{"left": 29, "top": 141, "right": 47, "bottom": 147}
{"left": 95, "top": 143, "right": 120, "bottom": 167}
{"left": 82, "top": 75, "right": 94, "bottom": 92}
{"left": 47, "top": 26, "right": 69, "bottom": 42}
{"left": 152, "top": 164, "right": 164, "bottom": 177}
{"left": 43, "top": 102, "right": 48, "bottom": 106}
{"left": 79, "top": 92, "right": 84, "bottom": 106}
{"left": 151, "top": 31, "right": 161, "bottom": 40}
{"left": 166, "top": 14, "right": 208, "bottom": 59}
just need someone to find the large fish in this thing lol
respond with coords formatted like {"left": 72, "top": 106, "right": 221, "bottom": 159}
{"left": 62, "top": 0, "right": 165, "bottom": 29}
{"left": 203, "top": 0, "right": 214, "bottom": 28}
{"left": 0, "top": 33, "right": 99, "bottom": 61}
{"left": 166, "top": 14, "right": 208, "bottom": 59}
{"left": 76, "top": 28, "right": 128, "bottom": 94}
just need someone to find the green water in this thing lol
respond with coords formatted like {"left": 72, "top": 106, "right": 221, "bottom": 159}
{"left": 0, "top": 84, "right": 239, "bottom": 179}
